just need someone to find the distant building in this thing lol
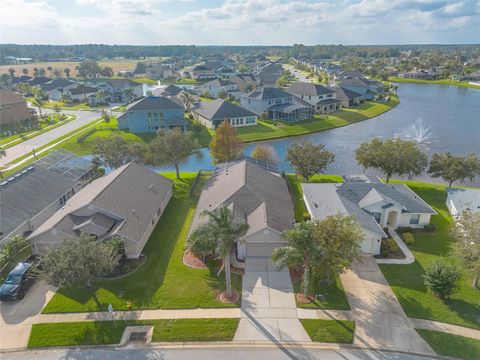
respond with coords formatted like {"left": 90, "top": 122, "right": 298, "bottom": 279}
{"left": 0, "top": 150, "right": 94, "bottom": 244}
{"left": 256, "top": 62, "right": 283, "bottom": 86}
{"left": 193, "top": 99, "right": 257, "bottom": 129}
{"left": 39, "top": 79, "right": 76, "bottom": 100}
{"left": 28, "top": 163, "right": 173, "bottom": 259}
{"left": 0, "top": 89, "right": 32, "bottom": 125}
{"left": 118, "top": 96, "right": 188, "bottom": 133}
{"left": 198, "top": 79, "right": 238, "bottom": 97}
{"left": 230, "top": 74, "right": 259, "bottom": 92}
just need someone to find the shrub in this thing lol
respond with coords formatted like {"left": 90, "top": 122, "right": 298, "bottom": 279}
{"left": 423, "top": 260, "right": 460, "bottom": 300}
{"left": 303, "top": 212, "right": 311, "bottom": 221}
{"left": 385, "top": 238, "right": 401, "bottom": 254}
{"left": 403, "top": 232, "right": 415, "bottom": 246}
{"left": 424, "top": 224, "right": 436, "bottom": 232}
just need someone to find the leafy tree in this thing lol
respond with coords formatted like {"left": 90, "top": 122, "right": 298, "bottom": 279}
{"left": 64, "top": 68, "right": 71, "bottom": 77}
{"left": 286, "top": 141, "right": 334, "bottom": 181}
{"left": 428, "top": 152, "right": 480, "bottom": 187}
{"left": 38, "top": 67, "right": 46, "bottom": 77}
{"left": 148, "top": 128, "right": 203, "bottom": 179}
{"left": 53, "top": 68, "right": 62, "bottom": 78}
{"left": 37, "top": 233, "right": 120, "bottom": 288}
{"left": 450, "top": 211, "right": 480, "bottom": 288}
{"left": 22, "top": 68, "right": 28, "bottom": 75}
{"left": 0, "top": 235, "right": 29, "bottom": 269}
{"left": 209, "top": 121, "right": 243, "bottom": 164}
{"left": 273, "top": 215, "right": 362, "bottom": 298}
{"left": 17, "top": 82, "right": 31, "bottom": 95}
{"left": 93, "top": 135, "right": 146, "bottom": 169}
{"left": 180, "top": 91, "right": 195, "bottom": 112}
{"left": 355, "top": 138, "right": 428, "bottom": 183}
{"left": 251, "top": 144, "right": 279, "bottom": 165}
{"left": 100, "top": 109, "right": 111, "bottom": 127}
{"left": 187, "top": 206, "right": 248, "bottom": 298}
{"left": 101, "top": 66, "right": 114, "bottom": 77}
{"left": 77, "top": 60, "right": 102, "bottom": 78}
{"left": 60, "top": 92, "right": 71, "bottom": 103}
{"left": 423, "top": 260, "right": 460, "bottom": 300}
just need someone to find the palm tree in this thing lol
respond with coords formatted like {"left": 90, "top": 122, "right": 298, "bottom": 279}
{"left": 180, "top": 91, "right": 195, "bottom": 112}
{"left": 272, "top": 222, "right": 319, "bottom": 298}
{"left": 60, "top": 92, "right": 71, "bottom": 104}
{"left": 124, "top": 87, "right": 134, "bottom": 103}
{"left": 77, "top": 82, "right": 88, "bottom": 102}
{"left": 0, "top": 146, "right": 6, "bottom": 179}
{"left": 187, "top": 206, "right": 248, "bottom": 298}
{"left": 96, "top": 89, "right": 107, "bottom": 105}
{"left": 31, "top": 97, "right": 45, "bottom": 119}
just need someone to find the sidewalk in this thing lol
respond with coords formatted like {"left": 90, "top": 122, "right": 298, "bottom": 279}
{"left": 411, "top": 318, "right": 480, "bottom": 340}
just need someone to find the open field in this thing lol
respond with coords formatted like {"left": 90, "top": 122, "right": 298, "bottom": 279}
{"left": 28, "top": 319, "right": 239, "bottom": 347}
{"left": 1, "top": 60, "right": 139, "bottom": 78}
{"left": 42, "top": 172, "right": 242, "bottom": 313}
{"left": 389, "top": 76, "right": 480, "bottom": 90}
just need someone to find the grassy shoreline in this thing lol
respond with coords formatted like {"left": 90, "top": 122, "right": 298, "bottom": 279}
{"left": 389, "top": 76, "right": 480, "bottom": 90}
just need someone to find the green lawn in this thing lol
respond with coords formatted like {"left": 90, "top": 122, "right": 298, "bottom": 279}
{"left": 389, "top": 76, "right": 480, "bottom": 90}
{"left": 286, "top": 174, "right": 343, "bottom": 222}
{"left": 36, "top": 100, "right": 102, "bottom": 111}
{"left": 28, "top": 318, "right": 239, "bottom": 347}
{"left": 235, "top": 96, "right": 399, "bottom": 143}
{"left": 416, "top": 329, "right": 480, "bottom": 360}
{"left": 42, "top": 173, "right": 241, "bottom": 313}
{"left": 300, "top": 319, "right": 355, "bottom": 343}
{"left": 380, "top": 180, "right": 480, "bottom": 330}
{"left": 293, "top": 276, "right": 350, "bottom": 310}
{"left": 133, "top": 77, "right": 158, "bottom": 85}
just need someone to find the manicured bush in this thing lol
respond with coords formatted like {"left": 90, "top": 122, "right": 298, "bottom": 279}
{"left": 385, "top": 238, "right": 401, "bottom": 254}
{"left": 423, "top": 260, "right": 460, "bottom": 300}
{"left": 403, "top": 232, "right": 415, "bottom": 246}
{"left": 303, "top": 212, "right": 311, "bottom": 221}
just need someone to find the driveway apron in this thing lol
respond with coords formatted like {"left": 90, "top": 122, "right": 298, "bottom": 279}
{"left": 234, "top": 258, "right": 310, "bottom": 342}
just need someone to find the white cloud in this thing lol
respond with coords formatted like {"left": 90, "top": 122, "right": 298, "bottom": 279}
{"left": 0, "top": 0, "right": 478, "bottom": 45}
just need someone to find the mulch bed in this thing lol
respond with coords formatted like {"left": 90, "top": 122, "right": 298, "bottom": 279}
{"left": 219, "top": 290, "right": 240, "bottom": 304}
{"left": 183, "top": 250, "right": 207, "bottom": 269}
{"left": 296, "top": 293, "right": 313, "bottom": 304}
{"left": 231, "top": 265, "right": 245, "bottom": 275}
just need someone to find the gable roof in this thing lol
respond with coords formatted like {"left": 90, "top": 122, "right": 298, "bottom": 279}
{"left": 246, "top": 87, "right": 291, "bottom": 100}
{"left": 28, "top": 77, "right": 52, "bottom": 86}
{"left": 332, "top": 86, "right": 363, "bottom": 100}
{"left": 162, "top": 84, "right": 183, "bottom": 96}
{"left": 204, "top": 79, "right": 236, "bottom": 87}
{"left": 287, "top": 82, "right": 334, "bottom": 96}
{"left": 337, "top": 183, "right": 436, "bottom": 214}
{"left": 40, "top": 79, "right": 75, "bottom": 92}
{"left": 190, "top": 160, "right": 294, "bottom": 237}
{"left": 194, "top": 99, "right": 256, "bottom": 121}
{"left": 126, "top": 96, "right": 183, "bottom": 111}
{"left": 29, "top": 163, "right": 173, "bottom": 243}
{"left": 68, "top": 85, "right": 97, "bottom": 95}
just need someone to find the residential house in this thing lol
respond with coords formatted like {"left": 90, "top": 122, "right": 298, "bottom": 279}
{"left": 286, "top": 82, "right": 341, "bottom": 114}
{"left": 190, "top": 65, "right": 217, "bottom": 80}
{"left": 302, "top": 182, "right": 437, "bottom": 254}
{"left": 66, "top": 84, "right": 98, "bottom": 103}
{"left": 240, "top": 87, "right": 313, "bottom": 122}
{"left": 256, "top": 62, "right": 283, "bottom": 86}
{"left": 215, "top": 66, "right": 236, "bottom": 79}
{"left": 39, "top": 79, "right": 75, "bottom": 100}
{"left": 27, "top": 163, "right": 173, "bottom": 259}
{"left": 156, "top": 84, "right": 183, "bottom": 97}
{"left": 145, "top": 64, "right": 177, "bottom": 80}
{"left": 0, "top": 89, "right": 32, "bottom": 125}
{"left": 446, "top": 188, "right": 480, "bottom": 216}
{"left": 332, "top": 86, "right": 363, "bottom": 107}
{"left": 193, "top": 99, "right": 257, "bottom": 129}
{"left": 118, "top": 96, "right": 188, "bottom": 133}
{"left": 0, "top": 150, "right": 94, "bottom": 244}
{"left": 337, "top": 77, "right": 380, "bottom": 100}
{"left": 230, "top": 73, "right": 259, "bottom": 92}
{"left": 399, "top": 69, "right": 440, "bottom": 80}
{"left": 199, "top": 79, "right": 238, "bottom": 97}
{"left": 189, "top": 158, "right": 295, "bottom": 259}
{"left": 88, "top": 79, "right": 143, "bottom": 103}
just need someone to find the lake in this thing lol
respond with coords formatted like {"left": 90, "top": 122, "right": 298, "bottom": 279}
{"left": 156, "top": 83, "right": 480, "bottom": 183}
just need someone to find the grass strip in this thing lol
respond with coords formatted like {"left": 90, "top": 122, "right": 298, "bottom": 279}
{"left": 300, "top": 319, "right": 355, "bottom": 343}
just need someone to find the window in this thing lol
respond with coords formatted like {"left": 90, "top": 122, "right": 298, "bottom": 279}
{"left": 246, "top": 116, "right": 256, "bottom": 124}
{"left": 275, "top": 98, "right": 282, "bottom": 104}
{"left": 410, "top": 214, "right": 420, "bottom": 225}
{"left": 372, "top": 212, "right": 382, "bottom": 223}
{"left": 147, "top": 112, "right": 152, "bottom": 123}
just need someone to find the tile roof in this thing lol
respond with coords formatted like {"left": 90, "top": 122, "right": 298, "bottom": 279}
{"left": 194, "top": 99, "right": 256, "bottom": 121}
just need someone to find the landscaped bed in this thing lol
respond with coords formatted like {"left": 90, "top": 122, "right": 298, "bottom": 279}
{"left": 380, "top": 180, "right": 480, "bottom": 330}
{"left": 42, "top": 172, "right": 242, "bottom": 313}
{"left": 292, "top": 276, "right": 350, "bottom": 310}
{"left": 416, "top": 329, "right": 480, "bottom": 360}
{"left": 28, "top": 318, "right": 240, "bottom": 347}
{"left": 235, "top": 96, "right": 399, "bottom": 143}
{"left": 300, "top": 319, "right": 355, "bottom": 343}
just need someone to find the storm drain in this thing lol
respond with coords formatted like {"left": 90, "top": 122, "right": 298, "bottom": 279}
{"left": 129, "top": 331, "right": 147, "bottom": 342}
{"left": 120, "top": 325, "right": 153, "bottom": 346}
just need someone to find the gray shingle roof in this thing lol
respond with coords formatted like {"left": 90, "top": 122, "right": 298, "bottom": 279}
{"left": 40, "top": 79, "right": 75, "bottom": 92}
{"left": 332, "top": 86, "right": 363, "bottom": 100}
{"left": 316, "top": 98, "right": 342, "bottom": 105}
{"left": 204, "top": 79, "right": 235, "bottom": 87}
{"left": 126, "top": 96, "right": 184, "bottom": 111}
{"left": 194, "top": 99, "right": 256, "bottom": 121}
{"left": 246, "top": 87, "right": 291, "bottom": 100}
{"left": 337, "top": 183, "right": 436, "bottom": 214}
{"left": 162, "top": 84, "right": 183, "bottom": 96}
{"left": 68, "top": 85, "right": 97, "bottom": 95}
{"left": 190, "top": 160, "right": 294, "bottom": 237}
{"left": 287, "top": 82, "right": 334, "bottom": 96}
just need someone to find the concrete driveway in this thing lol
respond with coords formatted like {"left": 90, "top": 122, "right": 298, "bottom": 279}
{"left": 0, "top": 281, "right": 55, "bottom": 350}
{"left": 340, "top": 256, "right": 434, "bottom": 354}
{"left": 234, "top": 258, "right": 310, "bottom": 343}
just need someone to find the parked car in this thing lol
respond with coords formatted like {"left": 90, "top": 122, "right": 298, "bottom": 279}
{"left": 0, "top": 261, "right": 36, "bottom": 301}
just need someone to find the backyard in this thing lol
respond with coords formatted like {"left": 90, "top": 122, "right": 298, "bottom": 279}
{"left": 235, "top": 96, "right": 399, "bottom": 143}
{"left": 380, "top": 180, "right": 480, "bottom": 330}
{"left": 42, "top": 172, "right": 242, "bottom": 313}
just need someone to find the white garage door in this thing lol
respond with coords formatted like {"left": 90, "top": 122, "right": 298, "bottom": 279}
{"left": 361, "top": 238, "right": 375, "bottom": 253}
{"left": 245, "top": 242, "right": 285, "bottom": 258}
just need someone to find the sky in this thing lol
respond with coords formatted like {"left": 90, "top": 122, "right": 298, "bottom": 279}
{"left": 1, "top": 0, "right": 479, "bottom": 45}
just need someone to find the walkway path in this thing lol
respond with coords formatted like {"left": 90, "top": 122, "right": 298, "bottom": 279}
{"left": 0, "top": 109, "right": 100, "bottom": 167}
{"left": 233, "top": 258, "right": 311, "bottom": 343}
{"left": 411, "top": 318, "right": 480, "bottom": 340}
{"left": 376, "top": 229, "right": 415, "bottom": 265}
{"left": 340, "top": 256, "right": 434, "bottom": 354}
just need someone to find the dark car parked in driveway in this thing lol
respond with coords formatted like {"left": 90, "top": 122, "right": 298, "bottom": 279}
{"left": 0, "top": 262, "right": 36, "bottom": 301}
